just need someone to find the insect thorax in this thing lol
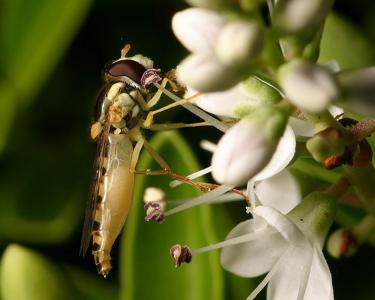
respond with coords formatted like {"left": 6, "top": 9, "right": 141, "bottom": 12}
{"left": 97, "top": 82, "right": 145, "bottom": 131}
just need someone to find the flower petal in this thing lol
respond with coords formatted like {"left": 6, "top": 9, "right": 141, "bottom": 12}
{"left": 172, "top": 8, "right": 226, "bottom": 53}
{"left": 212, "top": 119, "right": 274, "bottom": 185}
{"left": 192, "top": 84, "right": 256, "bottom": 118}
{"left": 254, "top": 206, "right": 305, "bottom": 243}
{"left": 267, "top": 244, "right": 313, "bottom": 300}
{"left": 288, "top": 116, "right": 315, "bottom": 137}
{"left": 221, "top": 219, "right": 288, "bottom": 277}
{"left": 303, "top": 248, "right": 334, "bottom": 300}
{"left": 177, "top": 53, "right": 238, "bottom": 92}
{"left": 255, "top": 170, "right": 301, "bottom": 214}
{"left": 253, "top": 125, "right": 296, "bottom": 181}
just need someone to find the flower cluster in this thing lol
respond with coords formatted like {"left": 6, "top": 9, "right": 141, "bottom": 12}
{"left": 144, "top": 1, "right": 375, "bottom": 300}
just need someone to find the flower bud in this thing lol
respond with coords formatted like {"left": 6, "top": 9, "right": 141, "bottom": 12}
{"left": 172, "top": 8, "right": 226, "bottom": 53}
{"left": 279, "top": 60, "right": 339, "bottom": 112}
{"left": 337, "top": 67, "right": 375, "bottom": 116}
{"left": 306, "top": 128, "right": 346, "bottom": 162}
{"left": 212, "top": 109, "right": 287, "bottom": 185}
{"left": 327, "top": 216, "right": 375, "bottom": 258}
{"left": 273, "top": 0, "right": 334, "bottom": 34}
{"left": 215, "top": 21, "right": 263, "bottom": 67}
{"left": 177, "top": 53, "right": 240, "bottom": 92}
{"left": 327, "top": 229, "right": 358, "bottom": 258}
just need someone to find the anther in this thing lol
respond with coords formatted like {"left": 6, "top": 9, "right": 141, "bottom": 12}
{"left": 141, "top": 68, "right": 162, "bottom": 89}
{"left": 170, "top": 244, "right": 192, "bottom": 267}
{"left": 144, "top": 187, "right": 166, "bottom": 223}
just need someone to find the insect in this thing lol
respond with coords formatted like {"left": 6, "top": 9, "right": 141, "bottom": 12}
{"left": 79, "top": 44, "right": 177, "bottom": 277}
{"left": 80, "top": 44, "right": 246, "bottom": 277}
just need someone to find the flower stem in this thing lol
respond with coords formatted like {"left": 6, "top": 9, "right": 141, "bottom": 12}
{"left": 325, "top": 176, "right": 351, "bottom": 198}
{"left": 347, "top": 118, "right": 375, "bottom": 142}
{"left": 345, "top": 165, "right": 375, "bottom": 216}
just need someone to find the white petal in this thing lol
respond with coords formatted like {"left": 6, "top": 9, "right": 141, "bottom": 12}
{"left": 288, "top": 117, "right": 315, "bottom": 137}
{"left": 212, "top": 120, "right": 274, "bottom": 185}
{"left": 172, "top": 8, "right": 226, "bottom": 53}
{"left": 328, "top": 105, "right": 344, "bottom": 118}
{"left": 191, "top": 84, "right": 257, "bottom": 118}
{"left": 253, "top": 125, "right": 296, "bottom": 181}
{"left": 322, "top": 60, "right": 340, "bottom": 73}
{"left": 303, "top": 248, "right": 334, "bottom": 300}
{"left": 267, "top": 245, "right": 313, "bottom": 300}
{"left": 177, "top": 53, "right": 238, "bottom": 92}
{"left": 255, "top": 170, "right": 301, "bottom": 214}
{"left": 280, "top": 62, "right": 339, "bottom": 113}
{"left": 215, "top": 21, "right": 263, "bottom": 66}
{"left": 254, "top": 206, "right": 304, "bottom": 243}
{"left": 221, "top": 219, "right": 288, "bottom": 277}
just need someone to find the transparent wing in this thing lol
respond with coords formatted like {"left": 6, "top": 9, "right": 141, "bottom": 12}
{"left": 80, "top": 121, "right": 110, "bottom": 256}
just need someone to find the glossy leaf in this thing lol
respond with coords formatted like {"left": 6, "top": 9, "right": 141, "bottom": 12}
{"left": 1, "top": 244, "right": 78, "bottom": 300}
{"left": 120, "top": 131, "right": 224, "bottom": 300}
{"left": 319, "top": 14, "right": 375, "bottom": 69}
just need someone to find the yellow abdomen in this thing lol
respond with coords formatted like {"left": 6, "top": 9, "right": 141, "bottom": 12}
{"left": 92, "top": 134, "right": 134, "bottom": 277}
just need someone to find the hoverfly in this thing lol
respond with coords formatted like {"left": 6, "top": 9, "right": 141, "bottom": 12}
{"left": 80, "top": 44, "right": 184, "bottom": 277}
{"left": 80, "top": 45, "right": 245, "bottom": 278}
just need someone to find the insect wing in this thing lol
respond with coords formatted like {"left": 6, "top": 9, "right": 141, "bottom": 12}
{"left": 80, "top": 122, "right": 110, "bottom": 256}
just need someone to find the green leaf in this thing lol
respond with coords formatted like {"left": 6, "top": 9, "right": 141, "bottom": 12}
{"left": 1, "top": 244, "right": 79, "bottom": 300}
{"left": 120, "top": 131, "right": 224, "bottom": 300}
{"left": 319, "top": 14, "right": 375, "bottom": 69}
{"left": 0, "top": 0, "right": 92, "bottom": 152}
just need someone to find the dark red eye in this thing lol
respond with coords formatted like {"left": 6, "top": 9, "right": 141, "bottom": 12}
{"left": 106, "top": 60, "right": 146, "bottom": 84}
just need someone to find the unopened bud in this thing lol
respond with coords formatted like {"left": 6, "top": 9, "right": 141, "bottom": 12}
{"left": 215, "top": 21, "right": 263, "bottom": 67}
{"left": 212, "top": 109, "right": 287, "bottom": 185}
{"left": 306, "top": 128, "right": 346, "bottom": 163}
{"left": 327, "top": 229, "right": 358, "bottom": 258}
{"left": 177, "top": 53, "right": 240, "bottom": 92}
{"left": 279, "top": 60, "right": 339, "bottom": 112}
{"left": 172, "top": 8, "right": 226, "bottom": 53}
{"left": 273, "top": 0, "right": 334, "bottom": 34}
{"left": 170, "top": 244, "right": 192, "bottom": 267}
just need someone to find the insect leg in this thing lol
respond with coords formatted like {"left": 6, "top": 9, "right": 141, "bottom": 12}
{"left": 130, "top": 138, "right": 144, "bottom": 171}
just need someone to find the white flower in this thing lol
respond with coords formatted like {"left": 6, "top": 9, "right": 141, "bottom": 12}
{"left": 279, "top": 60, "right": 339, "bottom": 113}
{"left": 254, "top": 169, "right": 301, "bottom": 214}
{"left": 219, "top": 191, "right": 336, "bottom": 300}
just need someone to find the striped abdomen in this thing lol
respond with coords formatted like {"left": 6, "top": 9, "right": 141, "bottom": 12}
{"left": 92, "top": 134, "right": 134, "bottom": 277}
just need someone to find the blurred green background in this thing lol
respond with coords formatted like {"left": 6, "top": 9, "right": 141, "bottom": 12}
{"left": 0, "top": 0, "right": 374, "bottom": 299}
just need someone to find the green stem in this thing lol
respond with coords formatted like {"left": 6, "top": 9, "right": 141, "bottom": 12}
{"left": 345, "top": 165, "right": 375, "bottom": 216}
{"left": 352, "top": 215, "right": 375, "bottom": 244}
{"left": 325, "top": 176, "right": 351, "bottom": 198}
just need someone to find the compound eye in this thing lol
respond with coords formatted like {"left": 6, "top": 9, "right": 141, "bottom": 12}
{"left": 107, "top": 60, "right": 146, "bottom": 84}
